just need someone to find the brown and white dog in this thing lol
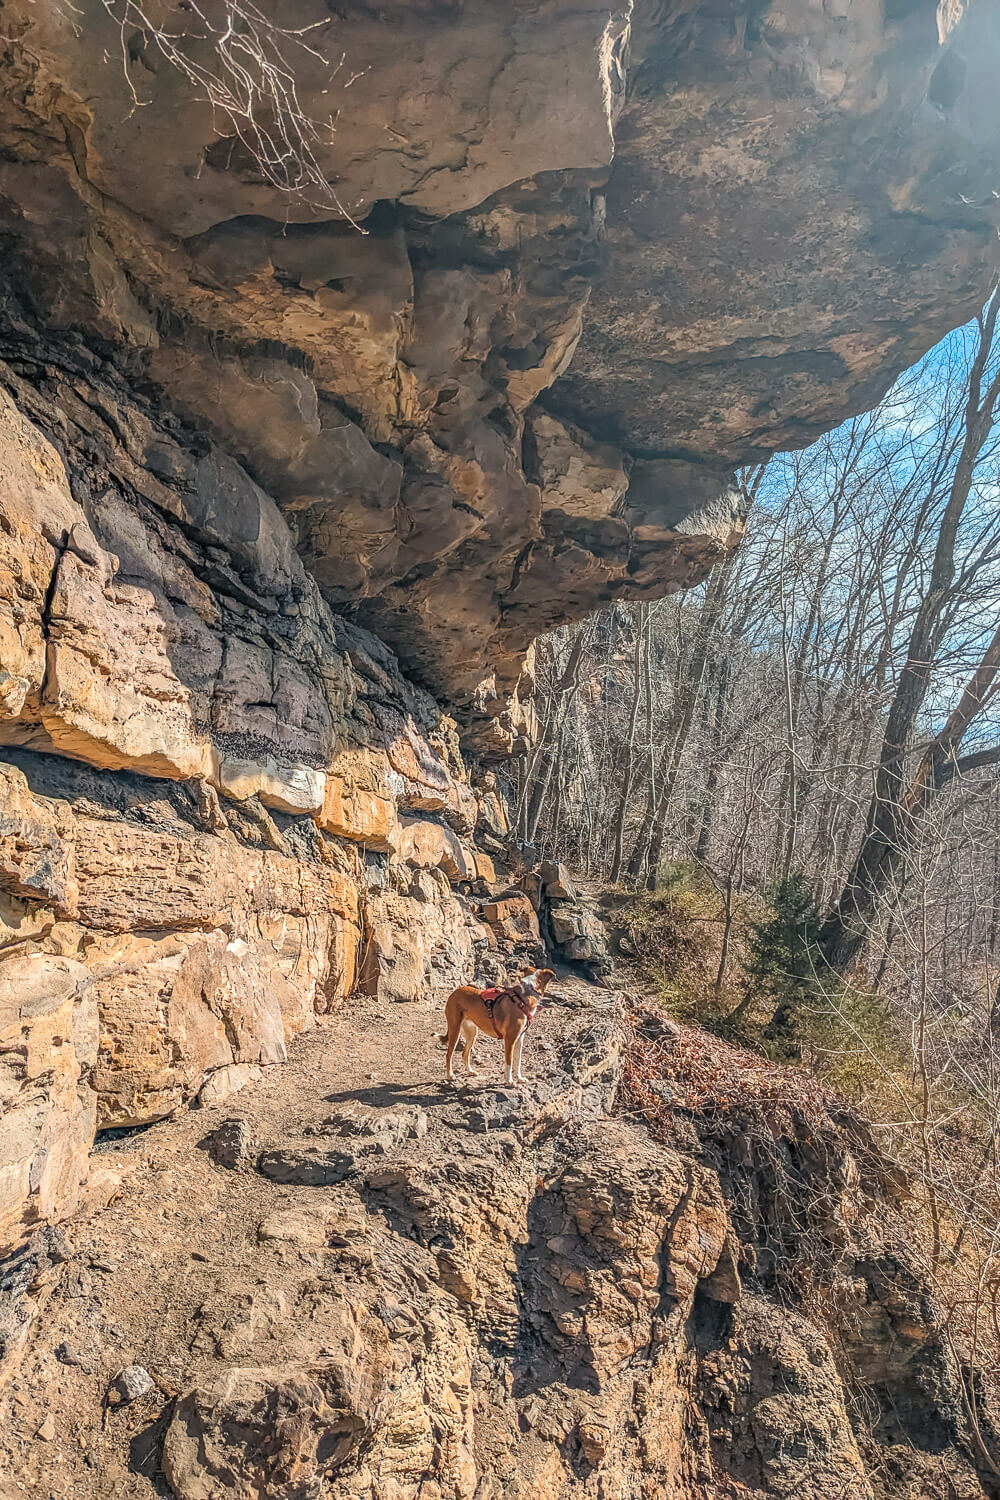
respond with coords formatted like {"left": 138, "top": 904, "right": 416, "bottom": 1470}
{"left": 443, "top": 968, "right": 556, "bottom": 1084}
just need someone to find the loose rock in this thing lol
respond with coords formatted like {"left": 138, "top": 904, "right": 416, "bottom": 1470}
{"left": 112, "top": 1366, "right": 154, "bottom": 1405}
{"left": 202, "top": 1120, "right": 256, "bottom": 1172}
{"left": 55, "top": 1340, "right": 86, "bottom": 1367}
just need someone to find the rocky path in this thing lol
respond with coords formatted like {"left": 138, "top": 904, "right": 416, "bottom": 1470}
{"left": 0, "top": 974, "right": 615, "bottom": 1499}
{"left": 1, "top": 975, "right": 985, "bottom": 1500}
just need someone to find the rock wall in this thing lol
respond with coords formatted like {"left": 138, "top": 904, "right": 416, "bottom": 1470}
{"left": 0, "top": 326, "right": 545, "bottom": 1254}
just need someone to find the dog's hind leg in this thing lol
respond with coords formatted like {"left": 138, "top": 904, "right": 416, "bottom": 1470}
{"left": 503, "top": 1030, "right": 516, "bottom": 1085}
{"left": 444, "top": 996, "right": 463, "bottom": 1082}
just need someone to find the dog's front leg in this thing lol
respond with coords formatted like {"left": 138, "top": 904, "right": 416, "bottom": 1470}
{"left": 514, "top": 1028, "right": 527, "bottom": 1081}
{"left": 445, "top": 1018, "right": 461, "bottom": 1082}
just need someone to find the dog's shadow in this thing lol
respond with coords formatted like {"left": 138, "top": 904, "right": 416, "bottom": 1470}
{"left": 323, "top": 1081, "right": 451, "bottom": 1110}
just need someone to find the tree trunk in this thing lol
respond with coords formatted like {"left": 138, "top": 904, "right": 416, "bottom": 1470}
{"left": 821, "top": 291, "right": 1000, "bottom": 973}
{"left": 610, "top": 606, "right": 649, "bottom": 885}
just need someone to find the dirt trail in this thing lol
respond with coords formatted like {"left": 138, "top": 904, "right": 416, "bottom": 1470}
{"left": 0, "top": 973, "right": 608, "bottom": 1499}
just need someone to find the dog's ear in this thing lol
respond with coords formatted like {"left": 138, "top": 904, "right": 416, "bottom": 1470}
{"left": 536, "top": 968, "right": 556, "bottom": 992}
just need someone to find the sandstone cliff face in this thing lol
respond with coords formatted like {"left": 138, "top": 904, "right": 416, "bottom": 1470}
{"left": 0, "top": 1, "right": 997, "bottom": 707}
{"left": 1, "top": 6, "right": 1000, "bottom": 1491}
{"left": 0, "top": 328, "right": 524, "bottom": 1251}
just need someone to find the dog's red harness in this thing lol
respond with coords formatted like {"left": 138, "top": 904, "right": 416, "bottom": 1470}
{"left": 479, "top": 986, "right": 540, "bottom": 1036}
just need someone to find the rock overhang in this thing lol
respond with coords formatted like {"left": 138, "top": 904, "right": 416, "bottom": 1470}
{"left": 0, "top": 0, "right": 996, "bottom": 729}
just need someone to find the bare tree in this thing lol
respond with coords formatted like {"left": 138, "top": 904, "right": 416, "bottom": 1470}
{"left": 821, "top": 290, "right": 1000, "bottom": 973}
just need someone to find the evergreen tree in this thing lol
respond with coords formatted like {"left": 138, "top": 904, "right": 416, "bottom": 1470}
{"left": 740, "top": 874, "right": 827, "bottom": 1044}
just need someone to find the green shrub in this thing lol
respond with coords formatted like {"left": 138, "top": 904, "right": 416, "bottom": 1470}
{"left": 789, "top": 983, "right": 906, "bottom": 1098}
{"left": 742, "top": 873, "right": 826, "bottom": 1041}
{"left": 732, "top": 873, "right": 905, "bottom": 1088}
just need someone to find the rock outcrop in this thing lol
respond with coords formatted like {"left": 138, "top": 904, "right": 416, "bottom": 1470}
{"left": 1, "top": 988, "right": 993, "bottom": 1499}
{"left": 2, "top": 10, "right": 1000, "bottom": 1483}
{"left": 0, "top": 0, "right": 997, "bottom": 710}
{"left": 0, "top": 335, "right": 503, "bottom": 1249}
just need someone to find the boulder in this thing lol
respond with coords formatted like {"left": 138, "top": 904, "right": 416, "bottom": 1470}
{"left": 256, "top": 1208, "right": 334, "bottom": 1251}
{"left": 540, "top": 861, "right": 576, "bottom": 901}
{"left": 111, "top": 1365, "right": 154, "bottom": 1405}
{"left": 163, "top": 1326, "right": 390, "bottom": 1500}
{"left": 0, "top": 1225, "right": 74, "bottom": 1389}
{"left": 395, "top": 817, "right": 475, "bottom": 881}
{"left": 256, "top": 1149, "right": 356, "bottom": 1187}
{"left": 481, "top": 894, "right": 542, "bottom": 948}
{"left": 519, "top": 872, "right": 544, "bottom": 911}
{"left": 358, "top": 887, "right": 482, "bottom": 1004}
{"left": 321, "top": 1106, "right": 428, "bottom": 1153}
{"left": 550, "top": 904, "right": 585, "bottom": 947}
{"left": 196, "top": 1064, "right": 263, "bottom": 1111}
{"left": 202, "top": 1119, "right": 256, "bottom": 1173}
{"left": 0, "top": 953, "right": 96, "bottom": 1254}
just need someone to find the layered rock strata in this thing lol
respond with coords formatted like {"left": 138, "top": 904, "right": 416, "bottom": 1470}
{"left": 0, "top": 324, "right": 547, "bottom": 1253}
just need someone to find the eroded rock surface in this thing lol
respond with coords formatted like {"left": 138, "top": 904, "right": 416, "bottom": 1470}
{"left": 0, "top": 0, "right": 994, "bottom": 709}
{"left": 0, "top": 332, "right": 532, "bottom": 1251}
{"left": 0, "top": 989, "right": 991, "bottom": 1500}
{"left": 1, "top": 8, "right": 1000, "bottom": 1490}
